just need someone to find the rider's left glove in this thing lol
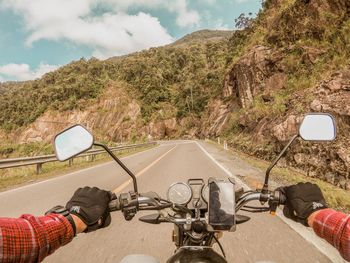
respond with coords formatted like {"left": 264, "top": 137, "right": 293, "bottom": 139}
{"left": 66, "top": 186, "right": 112, "bottom": 232}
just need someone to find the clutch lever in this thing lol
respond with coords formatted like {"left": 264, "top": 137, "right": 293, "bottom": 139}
{"left": 140, "top": 191, "right": 161, "bottom": 200}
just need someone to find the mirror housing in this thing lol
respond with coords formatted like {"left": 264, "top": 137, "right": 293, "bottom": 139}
{"left": 54, "top": 125, "right": 93, "bottom": 161}
{"left": 262, "top": 113, "right": 336, "bottom": 193}
{"left": 53, "top": 124, "right": 139, "bottom": 193}
{"left": 299, "top": 113, "right": 336, "bottom": 141}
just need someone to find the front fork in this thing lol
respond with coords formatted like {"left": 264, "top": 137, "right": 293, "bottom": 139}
{"left": 172, "top": 225, "right": 184, "bottom": 248}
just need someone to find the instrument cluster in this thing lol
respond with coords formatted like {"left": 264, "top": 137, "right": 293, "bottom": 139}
{"left": 167, "top": 179, "right": 209, "bottom": 209}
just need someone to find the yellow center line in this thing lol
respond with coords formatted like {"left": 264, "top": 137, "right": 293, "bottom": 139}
{"left": 113, "top": 145, "right": 177, "bottom": 193}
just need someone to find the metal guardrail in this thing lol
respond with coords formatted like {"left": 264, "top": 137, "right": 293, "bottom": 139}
{"left": 0, "top": 142, "right": 156, "bottom": 174}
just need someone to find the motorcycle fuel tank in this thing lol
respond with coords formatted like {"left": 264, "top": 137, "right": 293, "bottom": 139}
{"left": 167, "top": 247, "right": 227, "bottom": 263}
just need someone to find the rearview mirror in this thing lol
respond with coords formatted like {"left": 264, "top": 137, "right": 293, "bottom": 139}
{"left": 54, "top": 125, "right": 94, "bottom": 161}
{"left": 263, "top": 112, "right": 336, "bottom": 192}
{"left": 299, "top": 113, "right": 336, "bottom": 141}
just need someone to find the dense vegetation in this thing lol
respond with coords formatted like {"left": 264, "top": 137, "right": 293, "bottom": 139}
{"left": 0, "top": 59, "right": 109, "bottom": 131}
{"left": 0, "top": 31, "right": 234, "bottom": 131}
{"left": 224, "top": 0, "right": 350, "bottom": 143}
{"left": 110, "top": 41, "right": 230, "bottom": 121}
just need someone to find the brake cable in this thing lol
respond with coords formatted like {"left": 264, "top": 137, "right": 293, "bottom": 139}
{"left": 241, "top": 205, "right": 270, "bottom": 213}
{"left": 213, "top": 234, "right": 226, "bottom": 258}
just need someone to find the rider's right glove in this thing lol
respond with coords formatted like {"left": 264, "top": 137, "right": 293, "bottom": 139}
{"left": 66, "top": 186, "right": 112, "bottom": 233}
{"left": 280, "top": 182, "right": 328, "bottom": 227}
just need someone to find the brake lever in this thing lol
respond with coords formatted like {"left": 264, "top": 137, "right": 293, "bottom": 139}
{"left": 139, "top": 213, "right": 162, "bottom": 224}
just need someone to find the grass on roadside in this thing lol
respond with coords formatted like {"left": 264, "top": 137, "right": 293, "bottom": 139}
{"left": 0, "top": 145, "right": 156, "bottom": 192}
{"left": 208, "top": 140, "right": 350, "bottom": 213}
{"left": 240, "top": 154, "right": 350, "bottom": 213}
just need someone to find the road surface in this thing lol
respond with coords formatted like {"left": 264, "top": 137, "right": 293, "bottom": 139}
{"left": 0, "top": 141, "right": 340, "bottom": 262}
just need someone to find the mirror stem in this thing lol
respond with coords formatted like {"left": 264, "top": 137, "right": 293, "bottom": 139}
{"left": 263, "top": 134, "right": 299, "bottom": 192}
{"left": 94, "top": 142, "right": 138, "bottom": 193}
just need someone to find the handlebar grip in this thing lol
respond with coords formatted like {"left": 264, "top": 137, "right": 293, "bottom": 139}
{"left": 109, "top": 199, "right": 121, "bottom": 212}
{"left": 108, "top": 192, "right": 121, "bottom": 212}
{"left": 278, "top": 190, "right": 287, "bottom": 205}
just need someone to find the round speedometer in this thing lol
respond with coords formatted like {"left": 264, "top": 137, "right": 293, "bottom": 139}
{"left": 167, "top": 182, "right": 192, "bottom": 205}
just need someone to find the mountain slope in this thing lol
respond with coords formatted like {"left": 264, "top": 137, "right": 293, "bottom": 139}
{"left": 0, "top": 30, "right": 234, "bottom": 142}
{"left": 171, "top": 29, "right": 233, "bottom": 46}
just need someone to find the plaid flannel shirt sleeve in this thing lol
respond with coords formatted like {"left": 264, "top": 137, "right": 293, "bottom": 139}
{"left": 0, "top": 214, "right": 74, "bottom": 263}
{"left": 312, "top": 208, "right": 350, "bottom": 262}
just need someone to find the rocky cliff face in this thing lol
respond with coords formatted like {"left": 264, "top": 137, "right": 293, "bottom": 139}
{"left": 202, "top": 54, "right": 350, "bottom": 189}
{"left": 18, "top": 83, "right": 140, "bottom": 143}
{"left": 273, "top": 71, "right": 349, "bottom": 189}
{"left": 200, "top": 0, "right": 350, "bottom": 189}
{"left": 16, "top": 82, "right": 190, "bottom": 143}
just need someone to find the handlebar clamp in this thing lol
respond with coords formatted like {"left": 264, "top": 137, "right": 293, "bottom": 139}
{"left": 268, "top": 190, "right": 283, "bottom": 215}
{"left": 120, "top": 191, "right": 139, "bottom": 221}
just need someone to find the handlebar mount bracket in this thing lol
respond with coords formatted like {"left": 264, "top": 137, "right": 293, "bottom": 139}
{"left": 120, "top": 191, "right": 138, "bottom": 221}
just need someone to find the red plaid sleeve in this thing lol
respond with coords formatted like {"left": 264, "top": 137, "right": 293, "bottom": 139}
{"left": 312, "top": 208, "right": 350, "bottom": 262}
{"left": 0, "top": 214, "right": 74, "bottom": 262}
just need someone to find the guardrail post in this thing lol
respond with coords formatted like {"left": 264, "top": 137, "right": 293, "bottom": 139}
{"left": 36, "top": 163, "right": 42, "bottom": 175}
{"left": 224, "top": 141, "right": 228, "bottom": 150}
{"left": 218, "top": 137, "right": 221, "bottom": 145}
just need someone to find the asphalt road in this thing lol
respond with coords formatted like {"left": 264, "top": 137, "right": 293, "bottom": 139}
{"left": 0, "top": 141, "right": 337, "bottom": 263}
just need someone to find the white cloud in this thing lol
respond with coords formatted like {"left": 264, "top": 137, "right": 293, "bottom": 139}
{"left": 0, "top": 63, "right": 59, "bottom": 81}
{"left": 0, "top": 0, "right": 200, "bottom": 58}
{"left": 172, "top": 0, "right": 200, "bottom": 28}
{"left": 26, "top": 11, "right": 173, "bottom": 58}
{"left": 105, "top": 0, "right": 200, "bottom": 27}
{"left": 212, "top": 19, "right": 230, "bottom": 30}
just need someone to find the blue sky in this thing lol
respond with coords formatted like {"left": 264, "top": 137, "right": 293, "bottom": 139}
{"left": 0, "top": 0, "right": 261, "bottom": 81}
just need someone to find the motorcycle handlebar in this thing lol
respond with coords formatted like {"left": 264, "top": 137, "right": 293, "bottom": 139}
{"left": 235, "top": 188, "right": 287, "bottom": 213}
{"left": 108, "top": 188, "right": 288, "bottom": 214}
{"left": 108, "top": 193, "right": 167, "bottom": 212}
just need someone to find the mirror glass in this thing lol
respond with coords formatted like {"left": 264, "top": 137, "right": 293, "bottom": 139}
{"left": 299, "top": 114, "right": 336, "bottom": 141}
{"left": 54, "top": 125, "right": 93, "bottom": 161}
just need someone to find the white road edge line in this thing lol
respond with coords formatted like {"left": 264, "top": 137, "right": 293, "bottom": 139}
{"left": 195, "top": 141, "right": 345, "bottom": 263}
{"left": 0, "top": 144, "right": 164, "bottom": 195}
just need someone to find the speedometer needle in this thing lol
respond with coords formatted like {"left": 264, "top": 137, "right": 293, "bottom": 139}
{"left": 174, "top": 190, "right": 182, "bottom": 196}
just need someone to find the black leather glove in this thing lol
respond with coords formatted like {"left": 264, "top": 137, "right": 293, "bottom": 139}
{"left": 280, "top": 182, "right": 328, "bottom": 226}
{"left": 66, "top": 186, "right": 112, "bottom": 233}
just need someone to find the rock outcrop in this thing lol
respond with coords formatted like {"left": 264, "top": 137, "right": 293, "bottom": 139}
{"left": 225, "top": 46, "right": 286, "bottom": 108}
{"left": 17, "top": 85, "right": 193, "bottom": 143}
{"left": 219, "top": 52, "right": 350, "bottom": 189}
